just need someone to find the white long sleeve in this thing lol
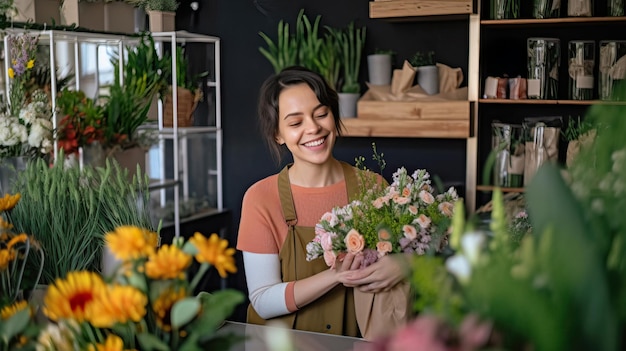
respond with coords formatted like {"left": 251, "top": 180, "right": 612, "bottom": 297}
{"left": 243, "top": 251, "right": 291, "bottom": 319}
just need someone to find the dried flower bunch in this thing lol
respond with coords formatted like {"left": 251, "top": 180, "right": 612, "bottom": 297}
{"left": 37, "top": 226, "right": 244, "bottom": 351}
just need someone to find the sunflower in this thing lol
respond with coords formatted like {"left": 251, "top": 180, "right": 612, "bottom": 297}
{"left": 89, "top": 285, "right": 147, "bottom": 328}
{"left": 0, "top": 300, "right": 29, "bottom": 320}
{"left": 189, "top": 232, "right": 237, "bottom": 278}
{"left": 43, "top": 271, "right": 106, "bottom": 323}
{"left": 105, "top": 226, "right": 159, "bottom": 261}
{"left": 0, "top": 193, "right": 20, "bottom": 211}
{"left": 152, "top": 287, "right": 187, "bottom": 332}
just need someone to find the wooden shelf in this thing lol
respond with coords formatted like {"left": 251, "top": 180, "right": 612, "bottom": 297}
{"left": 481, "top": 16, "right": 626, "bottom": 25}
{"left": 476, "top": 185, "right": 525, "bottom": 193}
{"left": 478, "top": 99, "right": 626, "bottom": 105}
{"left": 370, "top": 0, "right": 473, "bottom": 19}
{"left": 340, "top": 118, "right": 469, "bottom": 138}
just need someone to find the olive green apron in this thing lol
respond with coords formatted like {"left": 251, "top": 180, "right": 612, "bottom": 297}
{"left": 247, "top": 161, "right": 360, "bottom": 336}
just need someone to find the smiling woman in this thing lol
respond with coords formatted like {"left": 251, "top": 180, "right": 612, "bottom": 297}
{"left": 236, "top": 66, "right": 408, "bottom": 338}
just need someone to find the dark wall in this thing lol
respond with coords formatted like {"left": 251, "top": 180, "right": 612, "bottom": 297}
{"left": 176, "top": 0, "right": 469, "bottom": 321}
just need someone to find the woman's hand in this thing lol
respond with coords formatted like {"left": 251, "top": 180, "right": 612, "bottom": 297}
{"left": 337, "top": 254, "right": 409, "bottom": 293}
{"left": 334, "top": 252, "right": 364, "bottom": 273}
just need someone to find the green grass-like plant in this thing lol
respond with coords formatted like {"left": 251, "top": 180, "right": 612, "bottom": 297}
{"left": 8, "top": 156, "right": 153, "bottom": 287}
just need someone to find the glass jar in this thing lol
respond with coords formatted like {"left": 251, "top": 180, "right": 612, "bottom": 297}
{"left": 608, "top": 0, "right": 624, "bottom": 16}
{"left": 568, "top": 0, "right": 593, "bottom": 16}
{"left": 491, "top": 0, "right": 520, "bottom": 19}
{"left": 527, "top": 38, "right": 560, "bottom": 100}
{"left": 599, "top": 40, "right": 626, "bottom": 101}
{"left": 492, "top": 122, "right": 525, "bottom": 187}
{"left": 568, "top": 40, "right": 595, "bottom": 100}
{"left": 533, "top": 0, "right": 561, "bottom": 18}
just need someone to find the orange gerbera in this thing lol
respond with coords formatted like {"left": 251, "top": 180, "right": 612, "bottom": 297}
{"left": 189, "top": 233, "right": 237, "bottom": 278}
{"left": 89, "top": 285, "right": 147, "bottom": 328}
{"left": 145, "top": 244, "right": 192, "bottom": 280}
{"left": 0, "top": 193, "right": 20, "bottom": 211}
{"left": 88, "top": 334, "right": 136, "bottom": 351}
{"left": 152, "top": 287, "right": 187, "bottom": 332}
{"left": 43, "top": 271, "right": 106, "bottom": 323}
{"left": 105, "top": 226, "right": 159, "bottom": 261}
{"left": 0, "top": 300, "right": 29, "bottom": 320}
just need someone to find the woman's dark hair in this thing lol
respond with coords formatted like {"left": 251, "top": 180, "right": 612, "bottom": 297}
{"left": 257, "top": 66, "right": 343, "bottom": 163}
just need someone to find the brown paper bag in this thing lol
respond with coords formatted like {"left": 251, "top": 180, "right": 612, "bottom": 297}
{"left": 437, "top": 63, "right": 463, "bottom": 93}
{"left": 391, "top": 60, "right": 417, "bottom": 97}
{"left": 354, "top": 280, "right": 412, "bottom": 340}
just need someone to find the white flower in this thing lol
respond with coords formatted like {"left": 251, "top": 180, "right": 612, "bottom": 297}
{"left": 446, "top": 254, "right": 471, "bottom": 284}
{"left": 461, "top": 231, "right": 486, "bottom": 265}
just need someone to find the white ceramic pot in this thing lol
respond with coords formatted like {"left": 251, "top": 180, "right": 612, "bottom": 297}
{"left": 417, "top": 65, "right": 440, "bottom": 95}
{"left": 367, "top": 54, "right": 392, "bottom": 86}
{"left": 338, "top": 93, "right": 360, "bottom": 118}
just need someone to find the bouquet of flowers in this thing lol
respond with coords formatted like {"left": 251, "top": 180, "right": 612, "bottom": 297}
{"left": 37, "top": 226, "right": 245, "bottom": 351}
{"left": 307, "top": 167, "right": 459, "bottom": 268}
{"left": 306, "top": 159, "right": 459, "bottom": 340}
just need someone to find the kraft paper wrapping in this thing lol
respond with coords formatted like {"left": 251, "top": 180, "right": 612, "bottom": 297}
{"left": 367, "top": 60, "right": 466, "bottom": 102}
{"left": 566, "top": 129, "right": 596, "bottom": 167}
{"left": 354, "top": 280, "right": 412, "bottom": 340}
{"left": 524, "top": 126, "right": 560, "bottom": 186}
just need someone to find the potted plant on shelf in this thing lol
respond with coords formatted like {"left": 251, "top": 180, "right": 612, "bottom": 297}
{"left": 367, "top": 48, "right": 395, "bottom": 86}
{"left": 127, "top": 0, "right": 178, "bottom": 31}
{"left": 162, "top": 45, "right": 206, "bottom": 127}
{"left": 328, "top": 21, "right": 366, "bottom": 118}
{"left": 258, "top": 13, "right": 299, "bottom": 74}
{"left": 410, "top": 50, "right": 439, "bottom": 95}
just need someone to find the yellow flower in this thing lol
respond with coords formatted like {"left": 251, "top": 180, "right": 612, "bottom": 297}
{"left": 89, "top": 285, "right": 147, "bottom": 328}
{"left": 0, "top": 249, "right": 16, "bottom": 270}
{"left": 189, "top": 232, "right": 237, "bottom": 278}
{"left": 0, "top": 300, "right": 29, "bottom": 320}
{"left": 43, "top": 271, "right": 106, "bottom": 323}
{"left": 7, "top": 67, "right": 14, "bottom": 79}
{"left": 27, "top": 59, "right": 35, "bottom": 69}
{"left": 145, "top": 244, "right": 192, "bottom": 280}
{"left": 7, "top": 233, "right": 27, "bottom": 249}
{"left": 152, "top": 287, "right": 187, "bottom": 332}
{"left": 105, "top": 226, "right": 159, "bottom": 261}
{"left": 87, "top": 334, "right": 136, "bottom": 351}
{"left": 0, "top": 193, "right": 20, "bottom": 211}
{"left": 0, "top": 218, "right": 13, "bottom": 231}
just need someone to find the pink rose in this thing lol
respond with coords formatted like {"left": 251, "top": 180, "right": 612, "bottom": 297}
{"left": 323, "top": 250, "right": 337, "bottom": 267}
{"left": 376, "top": 241, "right": 393, "bottom": 257}
{"left": 393, "top": 196, "right": 410, "bottom": 205}
{"left": 416, "top": 214, "right": 432, "bottom": 229}
{"left": 419, "top": 190, "right": 435, "bottom": 204}
{"left": 408, "top": 205, "right": 418, "bottom": 215}
{"left": 344, "top": 229, "right": 365, "bottom": 254}
{"left": 438, "top": 201, "right": 454, "bottom": 217}
{"left": 372, "top": 197, "right": 385, "bottom": 209}
{"left": 378, "top": 228, "right": 392, "bottom": 241}
{"left": 320, "top": 231, "right": 335, "bottom": 251}
{"left": 402, "top": 187, "right": 411, "bottom": 197}
{"left": 402, "top": 225, "right": 417, "bottom": 240}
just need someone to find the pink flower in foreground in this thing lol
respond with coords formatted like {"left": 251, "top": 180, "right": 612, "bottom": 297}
{"left": 402, "top": 225, "right": 417, "bottom": 240}
{"left": 323, "top": 250, "right": 337, "bottom": 267}
{"left": 416, "top": 214, "right": 432, "bottom": 229}
{"left": 376, "top": 241, "right": 393, "bottom": 257}
{"left": 439, "top": 201, "right": 454, "bottom": 217}
{"left": 345, "top": 229, "right": 365, "bottom": 254}
{"left": 419, "top": 190, "right": 435, "bottom": 204}
{"left": 387, "top": 315, "right": 451, "bottom": 351}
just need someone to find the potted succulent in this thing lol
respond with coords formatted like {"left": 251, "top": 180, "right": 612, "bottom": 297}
{"left": 328, "top": 21, "right": 366, "bottom": 118}
{"left": 162, "top": 45, "right": 206, "bottom": 127}
{"left": 410, "top": 50, "right": 439, "bottom": 95}
{"left": 367, "top": 48, "right": 395, "bottom": 86}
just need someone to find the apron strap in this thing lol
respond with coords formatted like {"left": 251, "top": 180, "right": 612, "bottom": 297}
{"left": 340, "top": 161, "right": 360, "bottom": 202}
{"left": 278, "top": 164, "right": 298, "bottom": 227}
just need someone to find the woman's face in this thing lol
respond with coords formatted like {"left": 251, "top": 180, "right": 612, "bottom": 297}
{"left": 275, "top": 83, "right": 337, "bottom": 167}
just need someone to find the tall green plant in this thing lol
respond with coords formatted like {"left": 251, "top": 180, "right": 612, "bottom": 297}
{"left": 258, "top": 18, "right": 298, "bottom": 74}
{"left": 295, "top": 9, "right": 322, "bottom": 72}
{"left": 328, "top": 21, "right": 366, "bottom": 93}
{"left": 8, "top": 155, "right": 153, "bottom": 287}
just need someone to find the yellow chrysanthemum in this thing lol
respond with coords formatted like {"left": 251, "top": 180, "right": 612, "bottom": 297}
{"left": 7, "top": 67, "right": 14, "bottom": 79}
{"left": 0, "top": 193, "right": 20, "bottom": 211}
{"left": 89, "top": 285, "right": 147, "bottom": 328}
{"left": 7, "top": 233, "right": 27, "bottom": 249}
{"left": 145, "top": 244, "right": 192, "bottom": 280}
{"left": 105, "top": 226, "right": 159, "bottom": 261}
{"left": 189, "top": 232, "right": 237, "bottom": 278}
{"left": 152, "top": 287, "right": 187, "bottom": 332}
{"left": 0, "top": 249, "right": 16, "bottom": 270}
{"left": 87, "top": 334, "right": 136, "bottom": 351}
{"left": 0, "top": 300, "right": 29, "bottom": 320}
{"left": 26, "top": 59, "right": 35, "bottom": 69}
{"left": 43, "top": 271, "right": 106, "bottom": 323}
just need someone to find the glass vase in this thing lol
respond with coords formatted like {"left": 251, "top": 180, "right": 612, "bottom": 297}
{"left": 492, "top": 122, "right": 525, "bottom": 188}
{"left": 568, "top": 40, "right": 595, "bottom": 100}
{"left": 527, "top": 38, "right": 560, "bottom": 100}
{"left": 491, "top": 0, "right": 520, "bottom": 19}
{"left": 599, "top": 40, "right": 626, "bottom": 101}
{"left": 533, "top": 0, "right": 561, "bottom": 18}
{"left": 608, "top": 0, "right": 624, "bottom": 16}
{"left": 568, "top": 0, "right": 593, "bottom": 16}
{"left": 0, "top": 156, "right": 28, "bottom": 195}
